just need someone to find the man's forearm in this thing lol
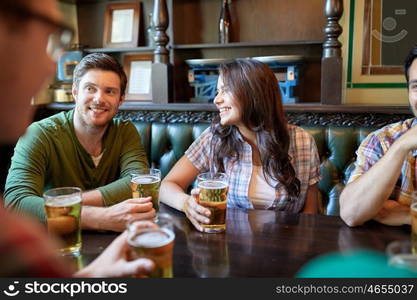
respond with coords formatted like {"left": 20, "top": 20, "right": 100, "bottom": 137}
{"left": 4, "top": 194, "right": 47, "bottom": 223}
{"left": 96, "top": 178, "right": 132, "bottom": 206}
{"left": 82, "top": 190, "right": 104, "bottom": 206}
{"left": 81, "top": 206, "right": 105, "bottom": 230}
{"left": 340, "top": 143, "right": 408, "bottom": 226}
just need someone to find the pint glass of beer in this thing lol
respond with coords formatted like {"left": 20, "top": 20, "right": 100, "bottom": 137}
{"left": 131, "top": 168, "right": 161, "bottom": 214}
{"left": 197, "top": 172, "right": 229, "bottom": 233}
{"left": 44, "top": 187, "right": 82, "bottom": 256}
{"left": 386, "top": 240, "right": 417, "bottom": 271}
{"left": 411, "top": 192, "right": 417, "bottom": 254}
{"left": 127, "top": 214, "right": 175, "bottom": 278}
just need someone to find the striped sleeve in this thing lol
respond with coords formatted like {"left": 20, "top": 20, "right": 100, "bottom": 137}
{"left": 348, "top": 132, "right": 384, "bottom": 183}
{"left": 184, "top": 128, "right": 213, "bottom": 172}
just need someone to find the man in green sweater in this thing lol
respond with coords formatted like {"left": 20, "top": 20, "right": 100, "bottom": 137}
{"left": 4, "top": 53, "right": 155, "bottom": 232}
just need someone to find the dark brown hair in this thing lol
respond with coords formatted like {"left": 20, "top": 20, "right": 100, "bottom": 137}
{"left": 211, "top": 58, "right": 300, "bottom": 199}
{"left": 73, "top": 53, "right": 128, "bottom": 96}
{"left": 404, "top": 45, "right": 417, "bottom": 84}
{"left": 0, "top": 0, "right": 38, "bottom": 28}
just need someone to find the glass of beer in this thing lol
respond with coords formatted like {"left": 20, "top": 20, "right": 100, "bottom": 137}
{"left": 127, "top": 213, "right": 175, "bottom": 278}
{"left": 131, "top": 168, "right": 161, "bottom": 215}
{"left": 411, "top": 192, "right": 417, "bottom": 254}
{"left": 386, "top": 239, "right": 417, "bottom": 271}
{"left": 197, "top": 172, "right": 228, "bottom": 233}
{"left": 44, "top": 187, "right": 82, "bottom": 256}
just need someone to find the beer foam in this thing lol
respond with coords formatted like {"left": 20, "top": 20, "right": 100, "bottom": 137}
{"left": 198, "top": 180, "right": 228, "bottom": 189}
{"left": 130, "top": 229, "right": 174, "bottom": 248}
{"left": 132, "top": 175, "right": 160, "bottom": 184}
{"left": 45, "top": 195, "right": 81, "bottom": 207}
{"left": 389, "top": 254, "right": 417, "bottom": 269}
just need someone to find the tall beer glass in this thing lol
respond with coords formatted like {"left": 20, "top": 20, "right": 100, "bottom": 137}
{"left": 131, "top": 168, "right": 161, "bottom": 215}
{"left": 127, "top": 213, "right": 175, "bottom": 278}
{"left": 44, "top": 187, "right": 82, "bottom": 256}
{"left": 197, "top": 172, "right": 228, "bottom": 233}
{"left": 411, "top": 192, "right": 417, "bottom": 254}
{"left": 386, "top": 240, "right": 417, "bottom": 271}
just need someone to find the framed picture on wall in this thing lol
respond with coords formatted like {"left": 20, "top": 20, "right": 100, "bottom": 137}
{"left": 123, "top": 54, "right": 153, "bottom": 101}
{"left": 103, "top": 2, "right": 141, "bottom": 48}
{"left": 361, "top": 0, "right": 416, "bottom": 75}
{"left": 344, "top": 0, "right": 409, "bottom": 105}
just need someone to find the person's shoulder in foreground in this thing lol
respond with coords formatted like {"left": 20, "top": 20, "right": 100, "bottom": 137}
{"left": 297, "top": 249, "right": 417, "bottom": 278}
{"left": 0, "top": 0, "right": 155, "bottom": 278}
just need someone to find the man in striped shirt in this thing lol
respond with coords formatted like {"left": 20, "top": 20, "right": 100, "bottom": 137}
{"left": 340, "top": 46, "right": 417, "bottom": 227}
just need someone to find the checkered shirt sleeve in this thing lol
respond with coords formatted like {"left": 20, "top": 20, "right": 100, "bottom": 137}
{"left": 184, "top": 128, "right": 213, "bottom": 172}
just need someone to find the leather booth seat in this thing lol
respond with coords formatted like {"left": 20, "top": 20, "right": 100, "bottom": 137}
{"left": 133, "top": 121, "right": 377, "bottom": 216}
{"left": 303, "top": 126, "right": 376, "bottom": 215}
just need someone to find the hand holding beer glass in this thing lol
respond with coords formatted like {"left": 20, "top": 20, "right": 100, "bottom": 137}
{"left": 385, "top": 192, "right": 417, "bottom": 271}
{"left": 196, "top": 172, "right": 228, "bottom": 233}
{"left": 127, "top": 213, "right": 175, "bottom": 278}
{"left": 411, "top": 192, "right": 417, "bottom": 254}
{"left": 44, "top": 187, "right": 82, "bottom": 256}
{"left": 131, "top": 168, "right": 161, "bottom": 215}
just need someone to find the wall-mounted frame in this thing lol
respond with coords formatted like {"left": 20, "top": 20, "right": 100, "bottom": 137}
{"left": 103, "top": 2, "right": 141, "bottom": 48}
{"left": 361, "top": 0, "right": 416, "bottom": 75}
{"left": 123, "top": 54, "right": 153, "bottom": 101}
{"left": 344, "top": 0, "right": 409, "bottom": 105}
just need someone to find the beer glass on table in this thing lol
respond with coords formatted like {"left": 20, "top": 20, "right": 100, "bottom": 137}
{"left": 385, "top": 192, "right": 417, "bottom": 271}
{"left": 197, "top": 172, "right": 229, "bottom": 233}
{"left": 127, "top": 213, "right": 175, "bottom": 278}
{"left": 130, "top": 168, "right": 161, "bottom": 216}
{"left": 411, "top": 192, "right": 417, "bottom": 254}
{"left": 44, "top": 187, "right": 82, "bottom": 256}
{"left": 386, "top": 240, "right": 417, "bottom": 271}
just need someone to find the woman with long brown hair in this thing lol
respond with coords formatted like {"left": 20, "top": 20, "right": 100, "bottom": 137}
{"left": 160, "top": 59, "right": 321, "bottom": 232}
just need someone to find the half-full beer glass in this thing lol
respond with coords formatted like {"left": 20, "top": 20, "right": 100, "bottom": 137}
{"left": 44, "top": 187, "right": 82, "bottom": 256}
{"left": 127, "top": 214, "right": 175, "bottom": 278}
{"left": 411, "top": 192, "right": 417, "bottom": 254}
{"left": 131, "top": 168, "right": 161, "bottom": 214}
{"left": 197, "top": 172, "right": 228, "bottom": 233}
{"left": 386, "top": 240, "right": 417, "bottom": 271}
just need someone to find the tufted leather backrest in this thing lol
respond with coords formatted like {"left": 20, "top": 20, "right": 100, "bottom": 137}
{"left": 302, "top": 126, "right": 376, "bottom": 215}
{"left": 133, "top": 122, "right": 210, "bottom": 178}
{"left": 132, "top": 121, "right": 376, "bottom": 216}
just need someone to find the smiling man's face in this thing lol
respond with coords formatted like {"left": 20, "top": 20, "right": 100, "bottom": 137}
{"left": 73, "top": 69, "right": 124, "bottom": 129}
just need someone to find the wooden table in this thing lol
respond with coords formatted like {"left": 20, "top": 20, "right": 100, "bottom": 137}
{"left": 76, "top": 204, "right": 411, "bottom": 277}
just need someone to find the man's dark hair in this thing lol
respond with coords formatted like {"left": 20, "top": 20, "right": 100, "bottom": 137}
{"left": 0, "top": 0, "right": 34, "bottom": 27}
{"left": 404, "top": 45, "right": 417, "bottom": 84}
{"left": 73, "top": 53, "right": 128, "bottom": 96}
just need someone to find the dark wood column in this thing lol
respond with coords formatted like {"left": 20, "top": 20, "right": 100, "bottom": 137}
{"left": 321, "top": 0, "right": 343, "bottom": 105}
{"left": 152, "top": 0, "right": 171, "bottom": 103}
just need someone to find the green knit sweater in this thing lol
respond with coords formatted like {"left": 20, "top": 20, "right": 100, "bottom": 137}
{"left": 4, "top": 110, "right": 148, "bottom": 222}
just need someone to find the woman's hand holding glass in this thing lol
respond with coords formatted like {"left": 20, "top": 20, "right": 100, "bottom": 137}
{"left": 183, "top": 188, "right": 211, "bottom": 232}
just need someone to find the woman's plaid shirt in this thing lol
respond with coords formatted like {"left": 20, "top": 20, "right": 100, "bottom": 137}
{"left": 185, "top": 125, "right": 321, "bottom": 212}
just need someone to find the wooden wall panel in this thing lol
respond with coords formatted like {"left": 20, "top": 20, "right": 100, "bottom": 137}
{"left": 173, "top": 0, "right": 325, "bottom": 44}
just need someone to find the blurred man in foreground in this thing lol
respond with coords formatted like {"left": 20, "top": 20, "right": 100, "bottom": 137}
{"left": 0, "top": 0, "right": 153, "bottom": 277}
